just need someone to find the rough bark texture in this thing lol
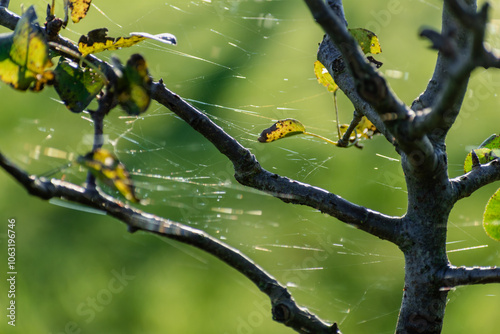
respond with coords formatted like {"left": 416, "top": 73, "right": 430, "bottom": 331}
{"left": 306, "top": 0, "right": 500, "bottom": 333}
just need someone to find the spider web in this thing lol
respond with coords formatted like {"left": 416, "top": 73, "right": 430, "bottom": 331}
{"left": 2, "top": 0, "right": 500, "bottom": 333}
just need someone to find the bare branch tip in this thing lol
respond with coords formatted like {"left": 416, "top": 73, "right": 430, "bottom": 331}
{"left": 470, "top": 149, "right": 481, "bottom": 169}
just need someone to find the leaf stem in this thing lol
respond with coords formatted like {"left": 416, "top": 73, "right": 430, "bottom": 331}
{"left": 333, "top": 91, "right": 341, "bottom": 140}
{"left": 302, "top": 131, "right": 338, "bottom": 146}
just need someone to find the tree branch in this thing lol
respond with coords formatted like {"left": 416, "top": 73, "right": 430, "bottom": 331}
{"left": 314, "top": 1, "right": 394, "bottom": 145}
{"left": 0, "top": 3, "right": 401, "bottom": 244}
{"left": 442, "top": 265, "right": 500, "bottom": 287}
{"left": 0, "top": 151, "right": 340, "bottom": 334}
{"left": 337, "top": 110, "right": 363, "bottom": 148}
{"left": 151, "top": 82, "right": 403, "bottom": 245}
{"left": 305, "top": 0, "right": 440, "bottom": 173}
{"left": 412, "top": 0, "right": 475, "bottom": 111}
{"left": 410, "top": 1, "right": 489, "bottom": 142}
{"left": 450, "top": 159, "right": 500, "bottom": 201}
{"left": 0, "top": 5, "right": 18, "bottom": 30}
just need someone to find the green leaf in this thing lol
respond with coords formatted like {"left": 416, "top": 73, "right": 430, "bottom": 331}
{"left": 77, "top": 148, "right": 142, "bottom": 203}
{"left": 464, "top": 134, "right": 500, "bottom": 173}
{"left": 348, "top": 28, "right": 382, "bottom": 55}
{"left": 258, "top": 119, "right": 306, "bottom": 143}
{"left": 112, "top": 54, "right": 152, "bottom": 116}
{"left": 0, "top": 6, "right": 54, "bottom": 91}
{"left": 483, "top": 188, "right": 500, "bottom": 241}
{"left": 78, "top": 28, "right": 177, "bottom": 57}
{"left": 479, "top": 134, "right": 500, "bottom": 149}
{"left": 53, "top": 57, "right": 105, "bottom": 113}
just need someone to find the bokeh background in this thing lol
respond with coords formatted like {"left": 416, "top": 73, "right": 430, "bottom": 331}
{"left": 1, "top": 0, "right": 500, "bottom": 333}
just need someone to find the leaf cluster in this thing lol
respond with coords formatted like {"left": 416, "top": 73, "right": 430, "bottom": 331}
{"left": 0, "top": 3, "right": 176, "bottom": 202}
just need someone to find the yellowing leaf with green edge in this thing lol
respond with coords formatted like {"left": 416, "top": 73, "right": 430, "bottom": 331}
{"left": 112, "top": 54, "right": 152, "bottom": 115}
{"left": 349, "top": 28, "right": 382, "bottom": 55}
{"left": 483, "top": 188, "right": 500, "bottom": 241}
{"left": 0, "top": 6, "right": 54, "bottom": 91}
{"left": 77, "top": 148, "right": 143, "bottom": 203}
{"left": 78, "top": 28, "right": 177, "bottom": 57}
{"left": 69, "top": 0, "right": 92, "bottom": 23}
{"left": 54, "top": 57, "right": 105, "bottom": 113}
{"left": 258, "top": 119, "right": 306, "bottom": 143}
{"left": 464, "top": 134, "right": 500, "bottom": 173}
{"left": 314, "top": 60, "right": 338, "bottom": 93}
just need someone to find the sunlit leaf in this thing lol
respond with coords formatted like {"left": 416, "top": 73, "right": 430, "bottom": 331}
{"left": 258, "top": 119, "right": 306, "bottom": 143}
{"left": 464, "top": 134, "right": 500, "bottom": 173}
{"left": 77, "top": 148, "right": 142, "bottom": 203}
{"left": 349, "top": 28, "right": 382, "bottom": 55}
{"left": 69, "top": 0, "right": 92, "bottom": 23}
{"left": 112, "top": 54, "right": 152, "bottom": 115}
{"left": 479, "top": 134, "right": 500, "bottom": 149}
{"left": 483, "top": 188, "right": 500, "bottom": 241}
{"left": 53, "top": 57, "right": 105, "bottom": 113}
{"left": 0, "top": 6, "right": 54, "bottom": 91}
{"left": 314, "top": 60, "right": 338, "bottom": 93}
{"left": 339, "top": 116, "right": 378, "bottom": 141}
{"left": 78, "top": 28, "right": 177, "bottom": 57}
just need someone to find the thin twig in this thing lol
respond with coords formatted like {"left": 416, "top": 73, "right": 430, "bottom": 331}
{"left": 333, "top": 91, "right": 341, "bottom": 140}
{"left": 337, "top": 110, "right": 362, "bottom": 148}
{"left": 450, "top": 158, "right": 500, "bottom": 202}
{"left": 442, "top": 265, "right": 500, "bottom": 287}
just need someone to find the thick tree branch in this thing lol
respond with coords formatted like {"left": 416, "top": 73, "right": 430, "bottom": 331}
{"left": 0, "top": 151, "right": 340, "bottom": 334}
{"left": 412, "top": 0, "right": 475, "bottom": 112}
{"left": 442, "top": 265, "right": 500, "bottom": 287}
{"left": 317, "top": 36, "right": 394, "bottom": 146}
{"left": 151, "top": 82, "right": 403, "bottom": 245}
{"left": 313, "top": 1, "right": 393, "bottom": 145}
{"left": 305, "top": 0, "right": 439, "bottom": 173}
{"left": 450, "top": 159, "right": 500, "bottom": 201}
{"left": 305, "top": 0, "right": 405, "bottom": 116}
{"left": 410, "top": 1, "right": 489, "bottom": 141}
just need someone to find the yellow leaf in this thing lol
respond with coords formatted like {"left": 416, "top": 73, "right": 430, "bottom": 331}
{"left": 69, "top": 0, "right": 92, "bottom": 23}
{"left": 77, "top": 148, "right": 142, "bottom": 203}
{"left": 314, "top": 60, "right": 338, "bottom": 93}
{"left": 314, "top": 29, "right": 382, "bottom": 93}
{"left": 258, "top": 119, "right": 306, "bottom": 143}
{"left": 340, "top": 116, "right": 378, "bottom": 141}
{"left": 0, "top": 6, "right": 54, "bottom": 91}
{"left": 78, "top": 28, "right": 177, "bottom": 57}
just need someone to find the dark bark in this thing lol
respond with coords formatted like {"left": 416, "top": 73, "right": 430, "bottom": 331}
{"left": 304, "top": 0, "right": 500, "bottom": 333}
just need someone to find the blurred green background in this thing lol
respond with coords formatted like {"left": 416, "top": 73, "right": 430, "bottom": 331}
{"left": 1, "top": 0, "right": 500, "bottom": 333}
